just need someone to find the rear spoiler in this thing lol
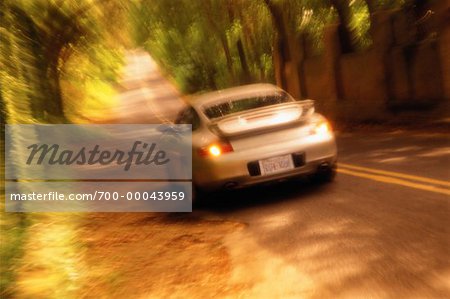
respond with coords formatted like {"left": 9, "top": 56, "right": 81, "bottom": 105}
{"left": 209, "top": 100, "right": 314, "bottom": 137}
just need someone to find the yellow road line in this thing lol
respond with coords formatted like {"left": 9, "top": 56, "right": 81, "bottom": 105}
{"left": 339, "top": 162, "right": 450, "bottom": 187}
{"left": 337, "top": 168, "right": 450, "bottom": 196}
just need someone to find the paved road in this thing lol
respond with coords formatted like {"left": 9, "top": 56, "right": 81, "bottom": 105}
{"left": 98, "top": 49, "right": 186, "bottom": 124}
{"left": 205, "top": 132, "right": 449, "bottom": 299}
{"left": 108, "top": 50, "right": 450, "bottom": 298}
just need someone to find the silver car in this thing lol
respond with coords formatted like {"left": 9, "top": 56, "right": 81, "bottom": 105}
{"left": 175, "top": 83, "right": 337, "bottom": 196}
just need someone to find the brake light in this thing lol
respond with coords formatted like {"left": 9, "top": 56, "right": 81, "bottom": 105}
{"left": 198, "top": 142, "right": 233, "bottom": 157}
{"left": 312, "top": 120, "right": 332, "bottom": 137}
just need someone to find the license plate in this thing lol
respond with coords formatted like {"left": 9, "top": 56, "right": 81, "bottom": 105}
{"left": 259, "top": 154, "right": 294, "bottom": 176}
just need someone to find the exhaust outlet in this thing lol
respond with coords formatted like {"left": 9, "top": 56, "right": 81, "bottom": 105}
{"left": 318, "top": 162, "right": 330, "bottom": 172}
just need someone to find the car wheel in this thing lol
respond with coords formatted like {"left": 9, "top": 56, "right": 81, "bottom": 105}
{"left": 311, "top": 164, "right": 337, "bottom": 184}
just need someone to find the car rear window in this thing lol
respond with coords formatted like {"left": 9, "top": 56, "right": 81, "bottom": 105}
{"left": 203, "top": 92, "right": 292, "bottom": 119}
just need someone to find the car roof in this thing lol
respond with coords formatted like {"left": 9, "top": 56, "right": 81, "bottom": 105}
{"left": 188, "top": 83, "right": 286, "bottom": 108}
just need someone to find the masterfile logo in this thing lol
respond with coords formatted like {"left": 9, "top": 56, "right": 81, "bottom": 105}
{"left": 5, "top": 124, "right": 192, "bottom": 180}
{"left": 5, "top": 124, "right": 193, "bottom": 212}
{"left": 26, "top": 141, "right": 170, "bottom": 171}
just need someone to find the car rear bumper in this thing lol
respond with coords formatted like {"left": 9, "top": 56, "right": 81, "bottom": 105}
{"left": 193, "top": 133, "right": 337, "bottom": 192}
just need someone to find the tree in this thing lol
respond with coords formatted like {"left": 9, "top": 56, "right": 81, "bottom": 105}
{"left": 329, "top": 0, "right": 358, "bottom": 53}
{"left": 1, "top": 0, "right": 130, "bottom": 123}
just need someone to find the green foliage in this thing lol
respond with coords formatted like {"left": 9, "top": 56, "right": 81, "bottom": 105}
{"left": 132, "top": 0, "right": 275, "bottom": 93}
{"left": 130, "top": 0, "right": 380, "bottom": 92}
{"left": 349, "top": 0, "right": 372, "bottom": 50}
{"left": 0, "top": 0, "right": 424, "bottom": 125}
{"left": 1, "top": 1, "right": 45, "bottom": 124}
{"left": 0, "top": 137, "right": 29, "bottom": 297}
{"left": 0, "top": 3, "right": 126, "bottom": 293}
{"left": 0, "top": 208, "right": 29, "bottom": 297}
{"left": 295, "top": 1, "right": 338, "bottom": 55}
{"left": 1, "top": 0, "right": 401, "bottom": 120}
{"left": 0, "top": 0, "right": 128, "bottom": 124}
{"left": 61, "top": 39, "right": 124, "bottom": 122}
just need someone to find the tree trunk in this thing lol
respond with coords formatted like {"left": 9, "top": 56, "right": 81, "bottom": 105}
{"left": 0, "top": 83, "right": 6, "bottom": 126}
{"left": 237, "top": 39, "right": 251, "bottom": 83}
{"left": 330, "top": 0, "right": 357, "bottom": 53}
{"left": 262, "top": 0, "right": 291, "bottom": 88}
{"left": 364, "top": 0, "right": 377, "bottom": 14}
{"left": 263, "top": 0, "right": 290, "bottom": 61}
{"left": 45, "top": 61, "right": 64, "bottom": 118}
{"left": 219, "top": 34, "right": 234, "bottom": 74}
{"left": 10, "top": 5, "right": 65, "bottom": 119}
{"left": 203, "top": 0, "right": 233, "bottom": 74}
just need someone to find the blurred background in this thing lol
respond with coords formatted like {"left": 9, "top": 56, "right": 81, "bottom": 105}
{"left": 1, "top": 0, "right": 449, "bottom": 298}
{"left": 1, "top": 0, "right": 449, "bottom": 124}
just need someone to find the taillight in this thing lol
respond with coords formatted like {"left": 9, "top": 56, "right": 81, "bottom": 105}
{"left": 198, "top": 142, "right": 233, "bottom": 157}
{"left": 311, "top": 120, "right": 332, "bottom": 137}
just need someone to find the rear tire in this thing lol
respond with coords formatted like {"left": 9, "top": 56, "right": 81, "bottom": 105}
{"left": 311, "top": 164, "right": 336, "bottom": 184}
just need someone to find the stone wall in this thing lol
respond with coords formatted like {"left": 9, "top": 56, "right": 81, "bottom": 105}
{"left": 280, "top": 5, "right": 449, "bottom": 122}
{"left": 339, "top": 51, "right": 388, "bottom": 120}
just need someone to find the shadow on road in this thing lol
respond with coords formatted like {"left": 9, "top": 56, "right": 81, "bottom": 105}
{"left": 198, "top": 178, "right": 328, "bottom": 213}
